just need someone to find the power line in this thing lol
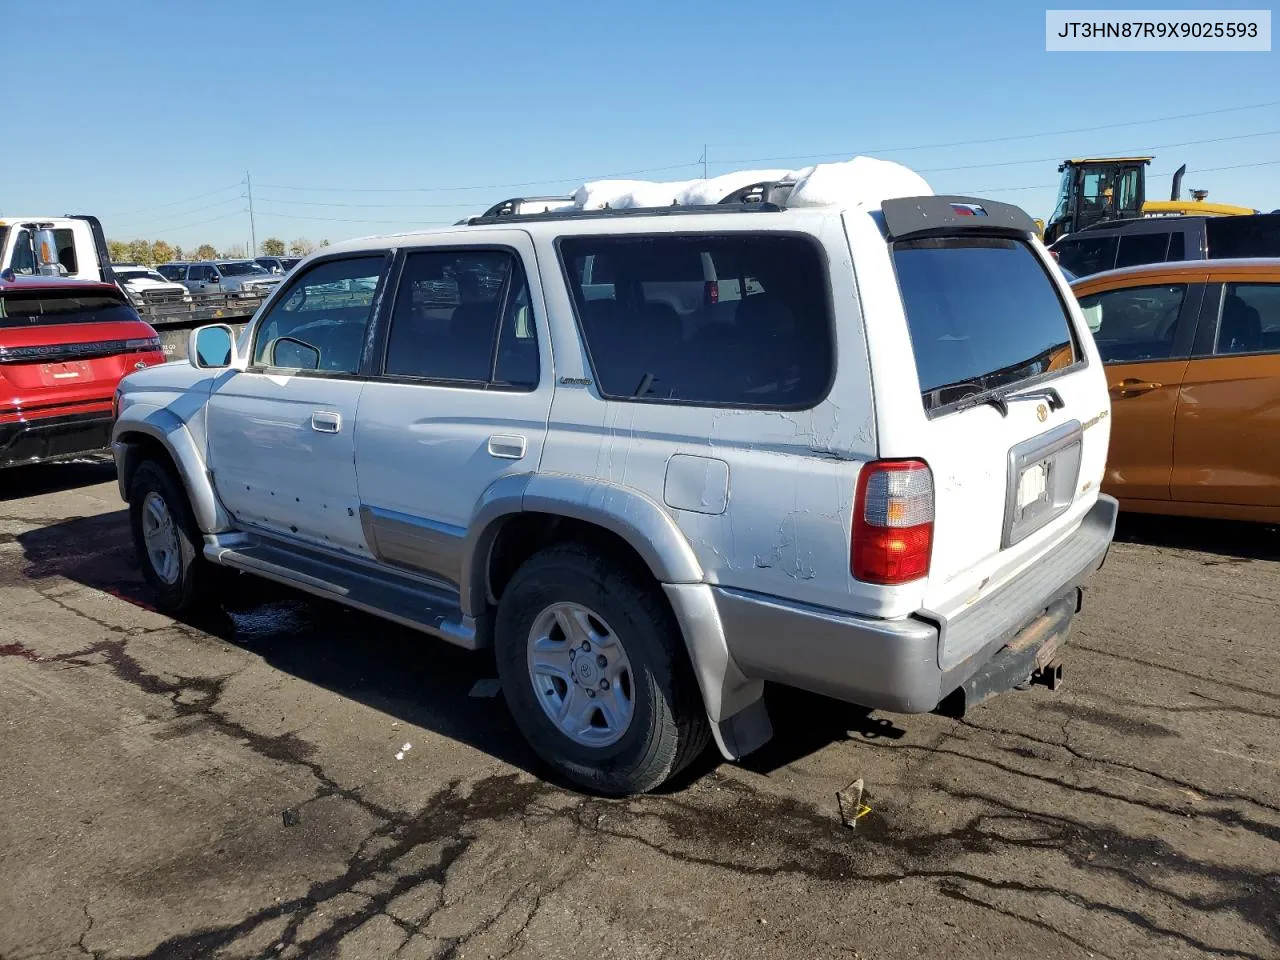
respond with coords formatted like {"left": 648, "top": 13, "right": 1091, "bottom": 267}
{"left": 255, "top": 197, "right": 480, "bottom": 210}
{"left": 108, "top": 195, "right": 245, "bottom": 229}
{"left": 109, "top": 209, "right": 246, "bottom": 238}
{"left": 254, "top": 210, "right": 457, "bottom": 225}
{"left": 100, "top": 183, "right": 242, "bottom": 218}
{"left": 255, "top": 161, "right": 698, "bottom": 195}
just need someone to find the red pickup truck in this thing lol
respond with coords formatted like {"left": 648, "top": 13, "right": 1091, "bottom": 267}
{"left": 1, "top": 275, "right": 165, "bottom": 469}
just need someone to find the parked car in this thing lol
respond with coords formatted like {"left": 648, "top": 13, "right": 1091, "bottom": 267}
{"left": 178, "top": 260, "right": 283, "bottom": 298}
{"left": 112, "top": 265, "right": 192, "bottom": 307}
{"left": 1072, "top": 258, "right": 1280, "bottom": 523}
{"left": 112, "top": 184, "right": 1116, "bottom": 794}
{"left": 254, "top": 256, "right": 302, "bottom": 275}
{"left": 155, "top": 262, "right": 190, "bottom": 282}
{"left": 1, "top": 276, "right": 164, "bottom": 469}
{"left": 1052, "top": 212, "right": 1280, "bottom": 278}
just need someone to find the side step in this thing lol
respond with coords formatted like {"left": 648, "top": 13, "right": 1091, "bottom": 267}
{"left": 204, "top": 534, "right": 481, "bottom": 649}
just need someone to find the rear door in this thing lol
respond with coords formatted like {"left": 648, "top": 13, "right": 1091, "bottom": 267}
{"left": 1172, "top": 278, "right": 1280, "bottom": 507}
{"left": 1075, "top": 278, "right": 1204, "bottom": 501}
{"left": 853, "top": 208, "right": 1111, "bottom": 623}
{"left": 353, "top": 235, "right": 552, "bottom": 589}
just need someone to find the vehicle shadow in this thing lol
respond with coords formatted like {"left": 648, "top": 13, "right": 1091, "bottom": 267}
{"left": 0, "top": 457, "right": 117, "bottom": 501}
{"left": 1114, "top": 512, "right": 1279, "bottom": 562}
{"left": 14, "top": 510, "right": 908, "bottom": 794}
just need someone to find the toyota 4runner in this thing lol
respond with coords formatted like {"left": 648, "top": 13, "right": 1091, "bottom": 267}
{"left": 111, "top": 162, "right": 1117, "bottom": 794}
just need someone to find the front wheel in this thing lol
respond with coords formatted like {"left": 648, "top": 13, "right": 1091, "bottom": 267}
{"left": 494, "top": 545, "right": 710, "bottom": 795}
{"left": 128, "top": 459, "right": 216, "bottom": 613}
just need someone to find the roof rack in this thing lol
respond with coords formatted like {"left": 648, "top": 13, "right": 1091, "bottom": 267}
{"left": 477, "top": 195, "right": 576, "bottom": 219}
{"left": 465, "top": 202, "right": 783, "bottom": 226}
{"left": 718, "top": 179, "right": 796, "bottom": 207}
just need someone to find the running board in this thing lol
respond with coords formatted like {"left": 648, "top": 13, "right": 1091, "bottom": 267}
{"left": 203, "top": 534, "right": 480, "bottom": 650}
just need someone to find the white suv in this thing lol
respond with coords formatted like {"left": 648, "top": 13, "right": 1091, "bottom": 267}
{"left": 111, "top": 162, "right": 1116, "bottom": 794}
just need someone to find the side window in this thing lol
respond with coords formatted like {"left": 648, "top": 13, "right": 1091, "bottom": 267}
{"left": 384, "top": 249, "right": 535, "bottom": 388}
{"left": 252, "top": 255, "right": 384, "bottom": 374}
{"left": 1166, "top": 232, "right": 1186, "bottom": 262}
{"left": 1078, "top": 284, "right": 1186, "bottom": 363}
{"left": 10, "top": 230, "right": 35, "bottom": 275}
{"left": 561, "top": 234, "right": 833, "bottom": 408}
{"left": 54, "top": 229, "right": 78, "bottom": 274}
{"left": 1054, "top": 235, "right": 1117, "bottom": 277}
{"left": 1115, "top": 233, "right": 1169, "bottom": 269}
{"left": 1216, "top": 283, "right": 1280, "bottom": 356}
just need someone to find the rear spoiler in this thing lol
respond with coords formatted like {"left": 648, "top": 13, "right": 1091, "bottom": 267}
{"left": 881, "top": 195, "right": 1038, "bottom": 241}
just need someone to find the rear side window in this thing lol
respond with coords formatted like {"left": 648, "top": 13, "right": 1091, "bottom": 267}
{"left": 1054, "top": 235, "right": 1117, "bottom": 277}
{"left": 560, "top": 234, "right": 833, "bottom": 408}
{"left": 0, "top": 290, "right": 138, "bottom": 327}
{"left": 1206, "top": 214, "right": 1280, "bottom": 259}
{"left": 1216, "top": 283, "right": 1280, "bottom": 355}
{"left": 1115, "top": 232, "right": 1169, "bottom": 269}
{"left": 893, "top": 237, "right": 1080, "bottom": 413}
{"left": 1166, "top": 232, "right": 1187, "bottom": 262}
{"left": 1076, "top": 284, "right": 1186, "bottom": 363}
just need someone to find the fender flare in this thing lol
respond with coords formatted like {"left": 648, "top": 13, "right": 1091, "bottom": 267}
{"left": 111, "top": 408, "right": 231, "bottom": 533}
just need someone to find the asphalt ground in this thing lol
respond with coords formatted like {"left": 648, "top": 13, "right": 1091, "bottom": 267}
{"left": 2, "top": 459, "right": 1277, "bottom": 959}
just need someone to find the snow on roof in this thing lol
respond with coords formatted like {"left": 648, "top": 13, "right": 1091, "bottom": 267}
{"left": 571, "top": 157, "right": 932, "bottom": 212}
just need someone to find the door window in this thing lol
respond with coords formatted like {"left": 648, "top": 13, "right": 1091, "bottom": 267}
{"left": 1077, "top": 284, "right": 1187, "bottom": 363}
{"left": 252, "top": 255, "right": 384, "bottom": 374}
{"left": 1054, "top": 235, "right": 1117, "bottom": 277}
{"left": 9, "top": 230, "right": 36, "bottom": 275}
{"left": 383, "top": 249, "right": 538, "bottom": 389}
{"left": 1115, "top": 233, "right": 1169, "bottom": 269}
{"left": 1215, "top": 283, "right": 1280, "bottom": 355}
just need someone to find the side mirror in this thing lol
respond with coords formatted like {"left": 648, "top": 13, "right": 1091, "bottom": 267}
{"left": 269, "top": 336, "right": 320, "bottom": 370}
{"left": 189, "top": 324, "right": 236, "bottom": 369}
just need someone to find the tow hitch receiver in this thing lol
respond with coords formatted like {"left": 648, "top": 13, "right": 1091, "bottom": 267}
{"left": 1030, "top": 661, "right": 1064, "bottom": 691}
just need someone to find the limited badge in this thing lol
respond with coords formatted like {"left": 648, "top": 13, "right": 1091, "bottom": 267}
{"left": 1036, "top": 403, "right": 1049, "bottom": 422}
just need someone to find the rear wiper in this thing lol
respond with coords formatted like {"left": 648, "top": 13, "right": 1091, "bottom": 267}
{"left": 953, "top": 391, "right": 1009, "bottom": 417}
{"left": 1003, "top": 386, "right": 1066, "bottom": 411}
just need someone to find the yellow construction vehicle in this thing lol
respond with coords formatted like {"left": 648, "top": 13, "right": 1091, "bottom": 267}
{"left": 1041, "top": 158, "right": 1256, "bottom": 245}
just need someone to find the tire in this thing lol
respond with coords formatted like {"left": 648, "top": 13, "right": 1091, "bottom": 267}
{"left": 128, "top": 458, "right": 216, "bottom": 613}
{"left": 494, "top": 544, "right": 710, "bottom": 795}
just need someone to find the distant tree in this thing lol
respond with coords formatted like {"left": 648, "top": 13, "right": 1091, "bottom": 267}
{"left": 221, "top": 243, "right": 246, "bottom": 259}
{"left": 126, "top": 239, "right": 152, "bottom": 264}
{"left": 288, "top": 238, "right": 314, "bottom": 257}
{"left": 151, "top": 240, "right": 174, "bottom": 265}
{"left": 318, "top": 238, "right": 330, "bottom": 248}
{"left": 260, "top": 237, "right": 286, "bottom": 256}
{"left": 106, "top": 240, "right": 129, "bottom": 263}
{"left": 194, "top": 243, "right": 218, "bottom": 260}
{"left": 172, "top": 245, "right": 184, "bottom": 261}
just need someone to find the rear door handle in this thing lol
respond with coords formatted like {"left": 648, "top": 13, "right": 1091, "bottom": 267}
{"left": 488, "top": 434, "right": 526, "bottom": 460}
{"left": 311, "top": 411, "right": 342, "bottom": 433}
{"left": 1110, "top": 379, "right": 1163, "bottom": 398}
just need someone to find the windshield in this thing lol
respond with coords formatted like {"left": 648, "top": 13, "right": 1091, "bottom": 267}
{"left": 217, "top": 261, "right": 269, "bottom": 277}
{"left": 1049, "top": 167, "right": 1072, "bottom": 225}
{"left": 893, "top": 236, "right": 1081, "bottom": 413}
{"left": 117, "top": 269, "right": 168, "bottom": 282}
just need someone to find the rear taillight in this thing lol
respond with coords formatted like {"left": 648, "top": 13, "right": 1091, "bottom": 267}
{"left": 704, "top": 280, "right": 719, "bottom": 305}
{"left": 852, "top": 460, "right": 934, "bottom": 585}
{"left": 125, "top": 336, "right": 162, "bottom": 352}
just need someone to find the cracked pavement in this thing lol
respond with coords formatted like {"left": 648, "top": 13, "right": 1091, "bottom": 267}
{"left": 1, "top": 460, "right": 1278, "bottom": 959}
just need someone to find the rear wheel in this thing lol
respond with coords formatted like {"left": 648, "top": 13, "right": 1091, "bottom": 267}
{"left": 128, "top": 459, "right": 216, "bottom": 613}
{"left": 494, "top": 545, "right": 710, "bottom": 795}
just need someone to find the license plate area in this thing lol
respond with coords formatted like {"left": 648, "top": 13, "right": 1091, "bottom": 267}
{"left": 1003, "top": 420, "right": 1083, "bottom": 548}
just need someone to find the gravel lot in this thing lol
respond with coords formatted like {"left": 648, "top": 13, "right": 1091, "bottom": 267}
{"left": 2, "top": 460, "right": 1277, "bottom": 960}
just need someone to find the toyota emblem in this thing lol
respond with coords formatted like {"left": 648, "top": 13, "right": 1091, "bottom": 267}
{"left": 1036, "top": 404, "right": 1049, "bottom": 422}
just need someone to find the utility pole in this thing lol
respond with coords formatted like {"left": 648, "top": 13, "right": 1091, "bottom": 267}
{"left": 245, "top": 171, "right": 258, "bottom": 256}
{"left": 701, "top": 145, "right": 708, "bottom": 180}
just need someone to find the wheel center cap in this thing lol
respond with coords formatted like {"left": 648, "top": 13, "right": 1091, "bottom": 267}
{"left": 575, "top": 658, "right": 598, "bottom": 685}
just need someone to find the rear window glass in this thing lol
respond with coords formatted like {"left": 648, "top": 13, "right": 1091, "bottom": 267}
{"left": 892, "top": 237, "right": 1080, "bottom": 413}
{"left": 560, "top": 234, "right": 833, "bottom": 408}
{"left": 1054, "top": 235, "right": 1117, "bottom": 277}
{"left": 0, "top": 290, "right": 138, "bottom": 327}
{"left": 1206, "top": 214, "right": 1280, "bottom": 259}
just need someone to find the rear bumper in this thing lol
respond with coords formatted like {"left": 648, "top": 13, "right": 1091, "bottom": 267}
{"left": 0, "top": 411, "right": 115, "bottom": 469}
{"left": 715, "top": 495, "right": 1118, "bottom": 714}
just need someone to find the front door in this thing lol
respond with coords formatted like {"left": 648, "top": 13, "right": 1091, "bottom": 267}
{"left": 354, "top": 236, "right": 551, "bottom": 588}
{"left": 1173, "top": 280, "right": 1280, "bottom": 507}
{"left": 206, "top": 253, "right": 389, "bottom": 554}
{"left": 1076, "top": 279, "right": 1203, "bottom": 501}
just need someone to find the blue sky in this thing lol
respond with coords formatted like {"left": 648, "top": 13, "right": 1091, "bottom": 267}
{"left": 6, "top": 0, "right": 1277, "bottom": 250}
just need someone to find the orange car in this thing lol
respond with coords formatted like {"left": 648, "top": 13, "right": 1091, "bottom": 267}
{"left": 1072, "top": 258, "right": 1280, "bottom": 523}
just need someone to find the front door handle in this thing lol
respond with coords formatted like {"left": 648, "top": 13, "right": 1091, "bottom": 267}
{"left": 311, "top": 411, "right": 342, "bottom": 433}
{"left": 1110, "top": 378, "right": 1163, "bottom": 398}
{"left": 488, "top": 434, "right": 526, "bottom": 460}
